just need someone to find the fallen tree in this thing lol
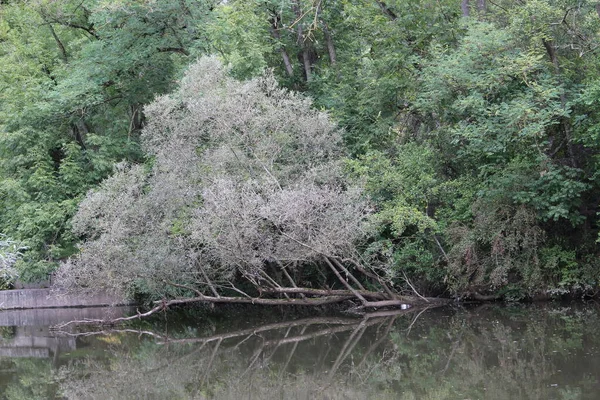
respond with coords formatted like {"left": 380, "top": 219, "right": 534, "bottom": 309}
{"left": 53, "top": 57, "right": 441, "bottom": 321}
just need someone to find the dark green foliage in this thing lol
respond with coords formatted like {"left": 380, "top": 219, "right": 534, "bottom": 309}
{"left": 346, "top": 144, "right": 446, "bottom": 293}
{"left": 447, "top": 201, "right": 545, "bottom": 293}
{"left": 408, "top": 15, "right": 600, "bottom": 296}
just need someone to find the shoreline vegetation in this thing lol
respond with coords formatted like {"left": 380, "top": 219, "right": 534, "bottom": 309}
{"left": 50, "top": 57, "right": 450, "bottom": 324}
{"left": 2, "top": 1, "right": 600, "bottom": 317}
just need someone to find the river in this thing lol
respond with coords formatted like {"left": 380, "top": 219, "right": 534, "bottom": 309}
{"left": 0, "top": 302, "right": 598, "bottom": 399}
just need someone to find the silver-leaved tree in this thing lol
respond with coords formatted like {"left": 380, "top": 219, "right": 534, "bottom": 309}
{"left": 55, "top": 57, "right": 432, "bottom": 317}
{"left": 0, "top": 235, "right": 24, "bottom": 289}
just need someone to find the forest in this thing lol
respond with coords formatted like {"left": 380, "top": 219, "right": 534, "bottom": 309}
{"left": 1, "top": 0, "right": 600, "bottom": 306}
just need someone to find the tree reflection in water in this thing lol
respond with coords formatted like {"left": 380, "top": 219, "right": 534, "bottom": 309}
{"left": 57, "top": 309, "right": 414, "bottom": 400}
{"left": 2, "top": 304, "right": 600, "bottom": 399}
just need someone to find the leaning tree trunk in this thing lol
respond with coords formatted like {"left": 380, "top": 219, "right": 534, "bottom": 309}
{"left": 542, "top": 38, "right": 577, "bottom": 167}
{"left": 270, "top": 13, "right": 294, "bottom": 78}
{"left": 321, "top": 21, "right": 337, "bottom": 66}
{"left": 54, "top": 255, "right": 445, "bottom": 327}
{"left": 292, "top": 0, "right": 312, "bottom": 82}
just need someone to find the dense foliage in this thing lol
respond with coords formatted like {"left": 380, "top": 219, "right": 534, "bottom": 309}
{"left": 2, "top": 0, "right": 600, "bottom": 300}
{"left": 0, "top": 0, "right": 213, "bottom": 280}
{"left": 0, "top": 235, "right": 23, "bottom": 288}
{"left": 206, "top": 0, "right": 600, "bottom": 299}
{"left": 56, "top": 57, "right": 372, "bottom": 300}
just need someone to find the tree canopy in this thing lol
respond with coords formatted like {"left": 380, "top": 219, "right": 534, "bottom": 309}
{"left": 0, "top": 0, "right": 213, "bottom": 280}
{"left": 2, "top": 0, "right": 600, "bottom": 301}
{"left": 56, "top": 57, "right": 385, "bottom": 305}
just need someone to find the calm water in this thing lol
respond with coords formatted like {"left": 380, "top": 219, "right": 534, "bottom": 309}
{"left": 0, "top": 303, "right": 599, "bottom": 399}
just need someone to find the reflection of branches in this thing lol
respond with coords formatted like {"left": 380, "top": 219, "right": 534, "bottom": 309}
{"left": 202, "top": 338, "right": 223, "bottom": 386}
{"left": 356, "top": 317, "right": 396, "bottom": 372}
{"left": 57, "top": 306, "right": 441, "bottom": 400}
{"left": 155, "top": 316, "right": 362, "bottom": 345}
{"left": 57, "top": 308, "right": 433, "bottom": 350}
{"left": 441, "top": 336, "right": 461, "bottom": 376}
{"left": 264, "top": 323, "right": 365, "bottom": 347}
{"left": 280, "top": 324, "right": 307, "bottom": 376}
{"left": 57, "top": 305, "right": 596, "bottom": 400}
{"left": 327, "top": 321, "right": 367, "bottom": 381}
{"left": 406, "top": 306, "right": 433, "bottom": 337}
{"left": 241, "top": 338, "right": 266, "bottom": 378}
{"left": 52, "top": 294, "right": 354, "bottom": 328}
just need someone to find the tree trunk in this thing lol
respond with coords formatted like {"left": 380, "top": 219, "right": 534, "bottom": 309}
{"left": 292, "top": 0, "right": 312, "bottom": 82}
{"left": 301, "top": 47, "right": 312, "bottom": 82}
{"left": 461, "top": 0, "right": 485, "bottom": 17}
{"left": 477, "top": 0, "right": 486, "bottom": 13}
{"left": 47, "top": 23, "right": 68, "bottom": 63}
{"left": 461, "top": 0, "right": 470, "bottom": 17}
{"left": 270, "top": 15, "right": 294, "bottom": 78}
{"left": 70, "top": 122, "right": 87, "bottom": 150}
{"left": 321, "top": 21, "right": 337, "bottom": 66}
{"left": 542, "top": 39, "right": 577, "bottom": 167}
{"left": 128, "top": 104, "right": 144, "bottom": 134}
{"left": 376, "top": 1, "right": 397, "bottom": 20}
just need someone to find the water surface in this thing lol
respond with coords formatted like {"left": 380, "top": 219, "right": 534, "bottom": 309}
{"left": 0, "top": 303, "right": 599, "bottom": 399}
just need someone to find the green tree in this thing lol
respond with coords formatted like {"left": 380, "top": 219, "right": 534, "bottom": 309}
{"left": 0, "top": 0, "right": 214, "bottom": 281}
{"left": 411, "top": 8, "right": 600, "bottom": 295}
{"left": 208, "top": 0, "right": 463, "bottom": 153}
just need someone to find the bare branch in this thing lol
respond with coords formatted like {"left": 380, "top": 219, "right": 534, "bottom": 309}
{"left": 324, "top": 256, "right": 368, "bottom": 305}
{"left": 261, "top": 287, "right": 389, "bottom": 301}
{"left": 157, "top": 47, "right": 190, "bottom": 56}
{"left": 330, "top": 257, "right": 366, "bottom": 291}
{"left": 401, "top": 271, "right": 429, "bottom": 303}
{"left": 165, "top": 281, "right": 205, "bottom": 298}
{"left": 199, "top": 264, "right": 220, "bottom": 298}
{"left": 342, "top": 257, "right": 395, "bottom": 299}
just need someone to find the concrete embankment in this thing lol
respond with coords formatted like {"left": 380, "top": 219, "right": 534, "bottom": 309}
{"left": 0, "top": 306, "right": 134, "bottom": 358}
{"left": 0, "top": 306, "right": 134, "bottom": 326}
{"left": 0, "top": 289, "right": 134, "bottom": 310}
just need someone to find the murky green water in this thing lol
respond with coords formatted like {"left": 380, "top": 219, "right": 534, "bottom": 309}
{"left": 0, "top": 303, "right": 599, "bottom": 399}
